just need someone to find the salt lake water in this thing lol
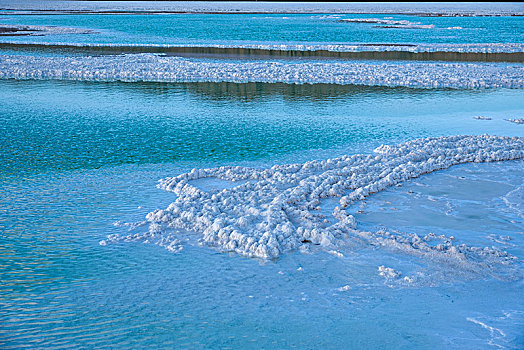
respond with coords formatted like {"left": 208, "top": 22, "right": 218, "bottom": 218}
{"left": 0, "top": 13, "right": 522, "bottom": 46}
{"left": 0, "top": 2, "right": 523, "bottom": 349}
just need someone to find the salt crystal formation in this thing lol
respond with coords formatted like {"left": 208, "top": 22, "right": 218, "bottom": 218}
{"left": 0, "top": 54, "right": 523, "bottom": 89}
{"left": 103, "top": 135, "right": 523, "bottom": 274}
{"left": 378, "top": 266, "right": 402, "bottom": 278}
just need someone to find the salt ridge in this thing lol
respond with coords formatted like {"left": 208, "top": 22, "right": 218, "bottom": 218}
{"left": 1, "top": 54, "right": 523, "bottom": 88}
{"left": 2, "top": 40, "right": 523, "bottom": 53}
{"left": 102, "top": 135, "right": 523, "bottom": 279}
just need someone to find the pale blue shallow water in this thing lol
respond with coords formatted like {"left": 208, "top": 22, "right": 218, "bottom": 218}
{"left": 1, "top": 6, "right": 524, "bottom": 350}
{"left": 1, "top": 155, "right": 523, "bottom": 349}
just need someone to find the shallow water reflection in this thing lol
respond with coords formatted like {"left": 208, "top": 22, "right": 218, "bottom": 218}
{"left": 1, "top": 80, "right": 523, "bottom": 177}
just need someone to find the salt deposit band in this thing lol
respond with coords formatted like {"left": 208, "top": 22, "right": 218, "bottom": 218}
{"left": 1, "top": 42, "right": 523, "bottom": 62}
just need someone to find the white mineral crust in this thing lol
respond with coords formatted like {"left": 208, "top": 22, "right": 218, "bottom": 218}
{"left": 103, "top": 135, "right": 523, "bottom": 273}
{"left": 0, "top": 54, "right": 522, "bottom": 89}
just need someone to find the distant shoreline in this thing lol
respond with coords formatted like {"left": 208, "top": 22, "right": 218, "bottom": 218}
{"left": 2, "top": 10, "right": 523, "bottom": 17}
{"left": 0, "top": 1, "right": 523, "bottom": 17}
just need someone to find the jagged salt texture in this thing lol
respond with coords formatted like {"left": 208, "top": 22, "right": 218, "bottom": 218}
{"left": 378, "top": 266, "right": 402, "bottom": 278}
{"left": 0, "top": 54, "right": 523, "bottom": 89}
{"left": 103, "top": 135, "right": 523, "bottom": 271}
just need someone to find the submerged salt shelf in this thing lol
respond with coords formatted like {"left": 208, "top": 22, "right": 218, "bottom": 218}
{"left": 1, "top": 53, "right": 523, "bottom": 89}
{"left": 103, "top": 135, "right": 523, "bottom": 283}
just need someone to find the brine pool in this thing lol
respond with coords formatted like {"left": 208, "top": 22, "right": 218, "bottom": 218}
{"left": 0, "top": 79, "right": 523, "bottom": 348}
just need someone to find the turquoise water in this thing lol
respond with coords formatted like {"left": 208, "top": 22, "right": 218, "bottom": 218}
{"left": 1, "top": 80, "right": 523, "bottom": 176}
{"left": 1, "top": 13, "right": 523, "bottom": 46}
{"left": 1, "top": 6, "right": 524, "bottom": 350}
{"left": 1, "top": 79, "right": 523, "bottom": 348}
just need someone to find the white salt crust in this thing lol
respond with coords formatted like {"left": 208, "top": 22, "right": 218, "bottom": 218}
{"left": 102, "top": 135, "right": 523, "bottom": 276}
{"left": 1, "top": 54, "right": 523, "bottom": 89}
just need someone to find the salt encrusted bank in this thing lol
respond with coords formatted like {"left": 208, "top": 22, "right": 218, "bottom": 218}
{"left": 102, "top": 135, "right": 523, "bottom": 278}
{"left": 1, "top": 54, "right": 523, "bottom": 89}
{"left": 0, "top": 24, "right": 93, "bottom": 36}
{"left": 2, "top": 41, "right": 523, "bottom": 53}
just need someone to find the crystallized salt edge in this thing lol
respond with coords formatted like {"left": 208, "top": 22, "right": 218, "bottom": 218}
{"left": 102, "top": 135, "right": 523, "bottom": 278}
{"left": 1, "top": 54, "right": 523, "bottom": 89}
